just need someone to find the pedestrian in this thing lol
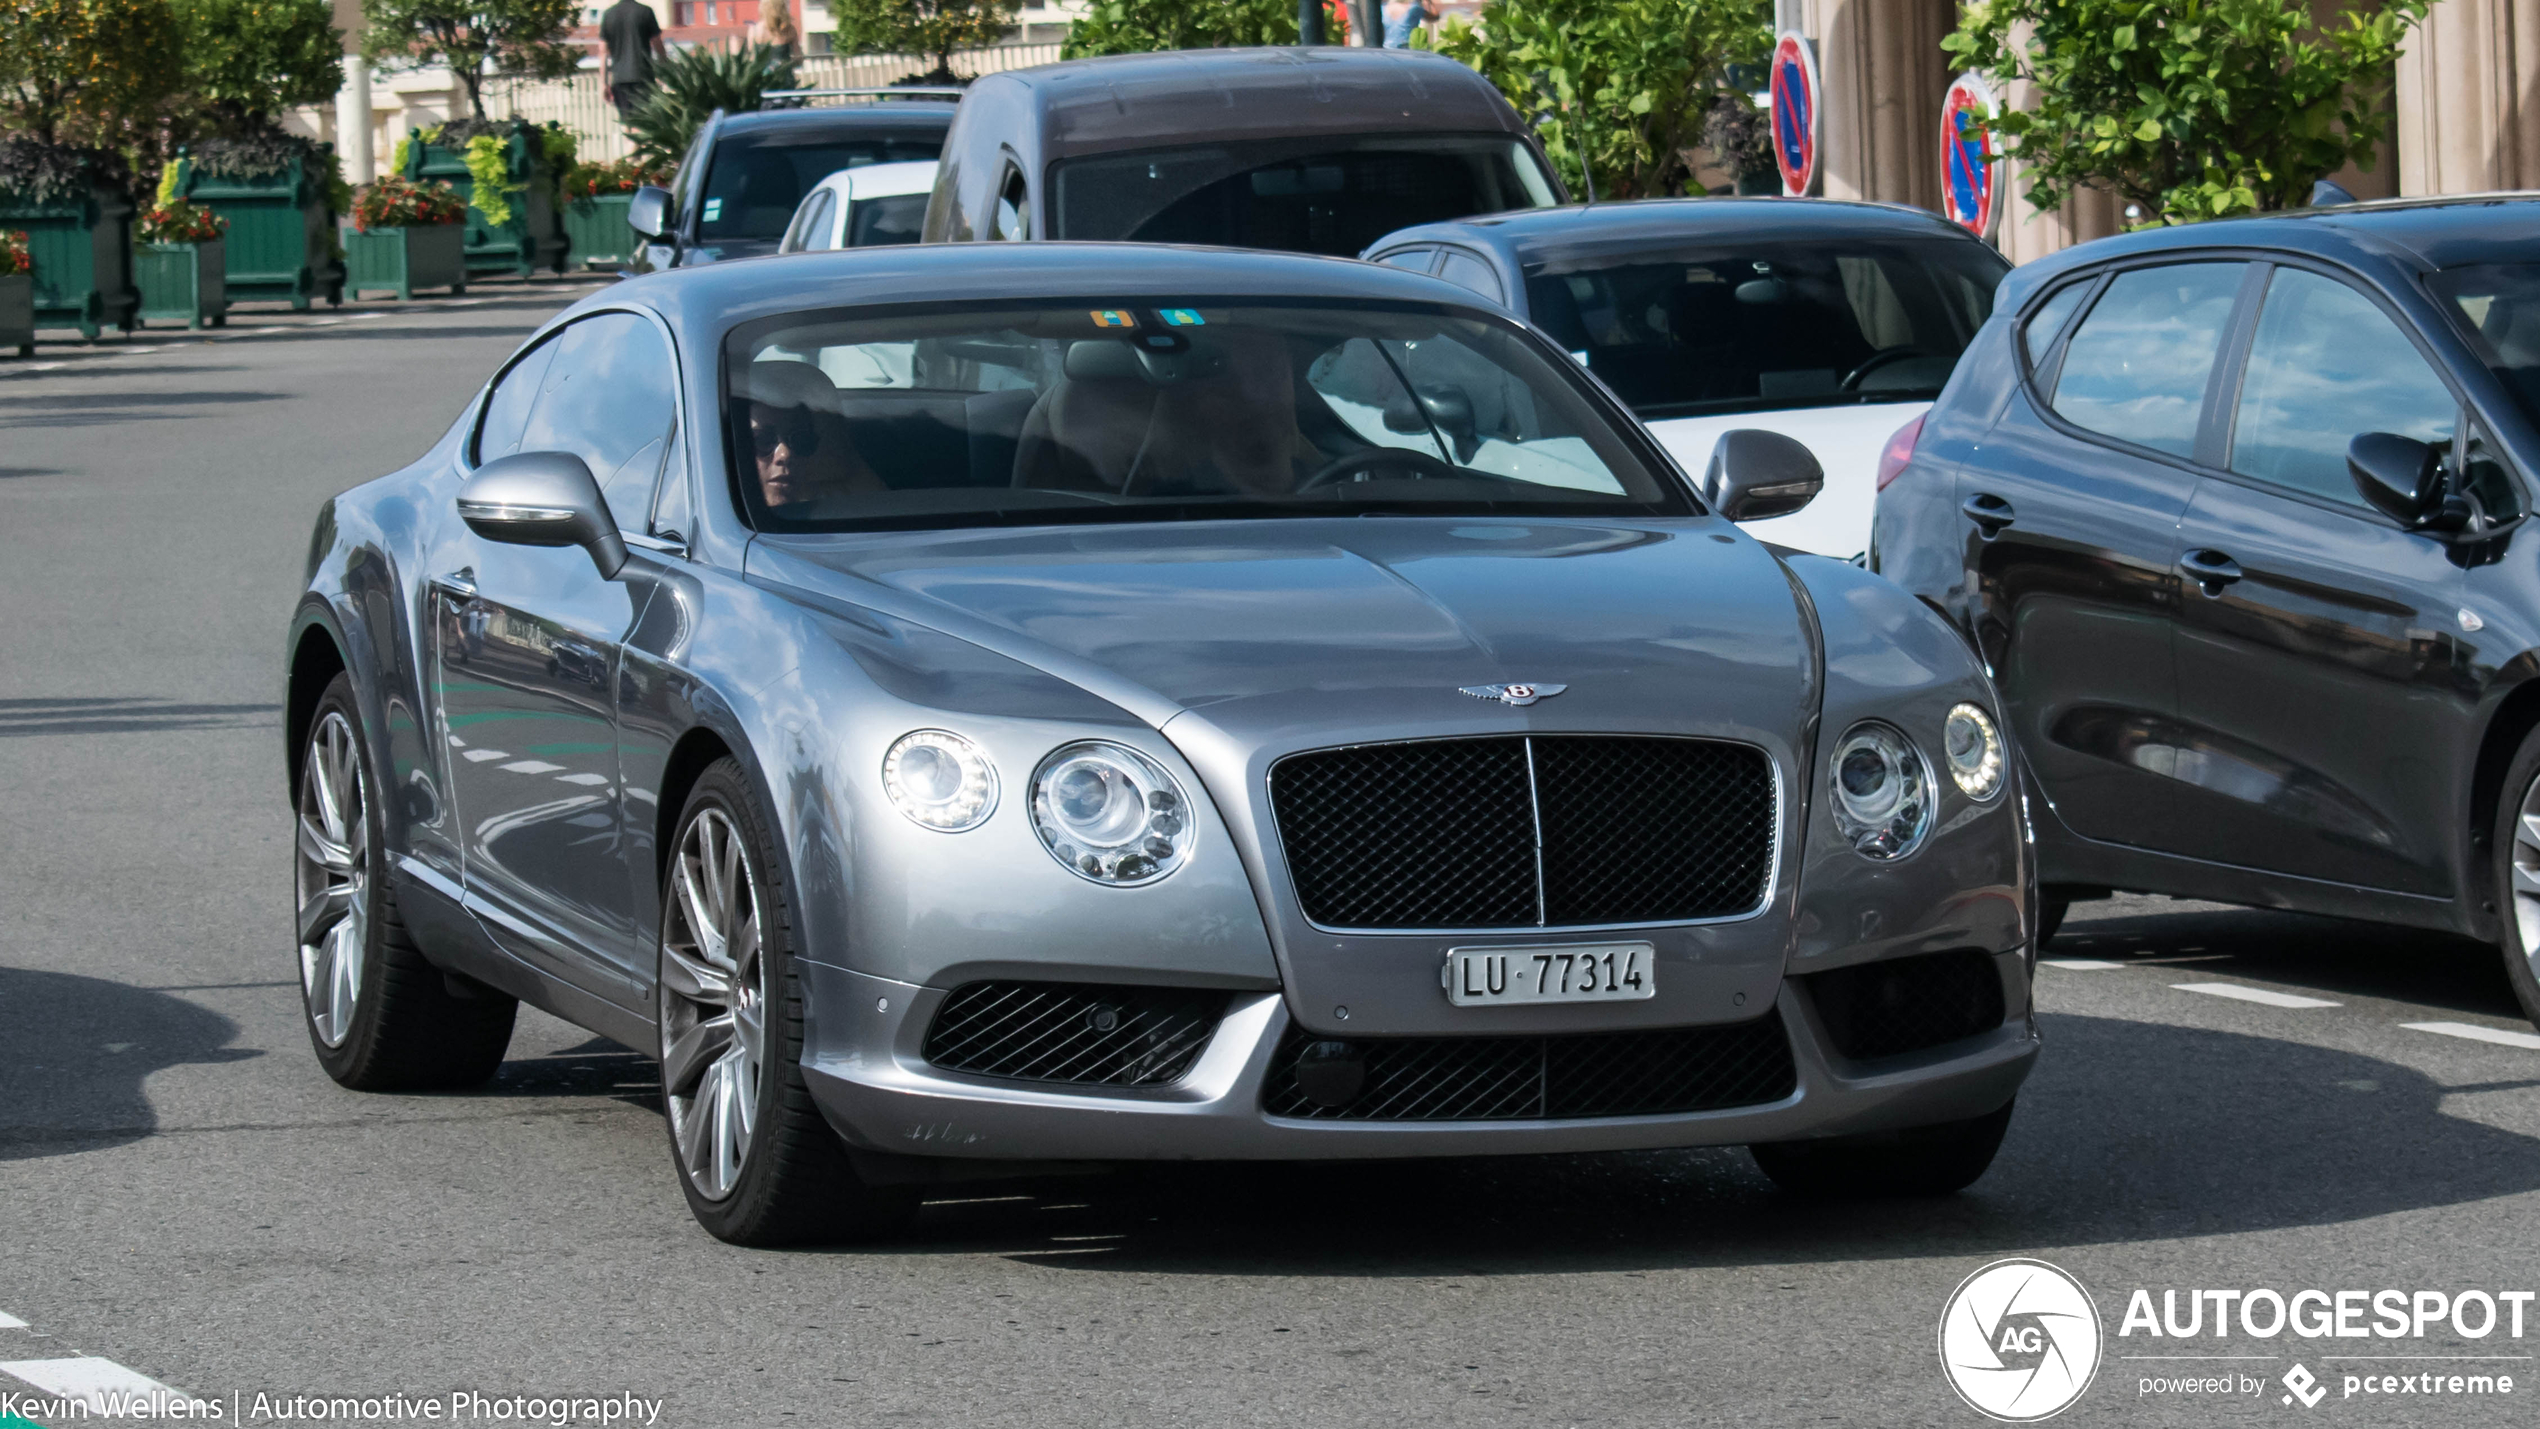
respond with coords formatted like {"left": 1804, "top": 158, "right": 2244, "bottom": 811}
{"left": 1381, "top": 0, "right": 1437, "bottom": 48}
{"left": 600, "top": 0, "right": 665, "bottom": 115}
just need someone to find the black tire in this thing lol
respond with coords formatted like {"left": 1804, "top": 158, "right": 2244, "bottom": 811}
{"left": 1748, "top": 1099, "right": 2015, "bottom": 1198}
{"left": 296, "top": 673, "right": 517, "bottom": 1090}
{"left": 659, "top": 759, "right": 918, "bottom": 1246}
{"left": 2487, "top": 729, "right": 2540, "bottom": 1028}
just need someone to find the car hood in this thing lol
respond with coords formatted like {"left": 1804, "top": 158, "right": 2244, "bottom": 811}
{"left": 1646, "top": 401, "right": 1930, "bottom": 562}
{"left": 747, "top": 517, "right": 1818, "bottom": 751}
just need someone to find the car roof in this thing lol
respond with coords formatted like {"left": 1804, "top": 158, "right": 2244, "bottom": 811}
{"left": 1365, "top": 197, "right": 1988, "bottom": 267}
{"left": 972, "top": 46, "right": 1529, "bottom": 158}
{"left": 715, "top": 103, "right": 959, "bottom": 139}
{"left": 818, "top": 160, "right": 940, "bottom": 201}
{"left": 594, "top": 240, "right": 1503, "bottom": 337}
{"left": 2010, "top": 193, "right": 2540, "bottom": 291}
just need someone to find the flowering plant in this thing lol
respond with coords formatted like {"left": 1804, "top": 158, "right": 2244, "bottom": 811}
{"left": 563, "top": 156, "right": 674, "bottom": 200}
{"left": 0, "top": 231, "right": 31, "bottom": 278}
{"left": 135, "top": 200, "right": 229, "bottom": 245}
{"left": 352, "top": 175, "right": 467, "bottom": 231}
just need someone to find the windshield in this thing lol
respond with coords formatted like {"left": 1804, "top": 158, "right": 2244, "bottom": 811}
{"left": 1051, "top": 137, "right": 1558, "bottom": 257}
{"left": 699, "top": 130, "right": 942, "bottom": 242}
{"left": 1522, "top": 236, "right": 2007, "bottom": 418}
{"left": 2429, "top": 264, "right": 2540, "bottom": 426}
{"left": 724, "top": 300, "right": 1688, "bottom": 532}
{"left": 849, "top": 192, "right": 928, "bottom": 247}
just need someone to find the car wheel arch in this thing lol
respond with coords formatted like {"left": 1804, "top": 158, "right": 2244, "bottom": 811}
{"left": 2467, "top": 664, "right": 2540, "bottom": 923}
{"left": 286, "top": 604, "right": 352, "bottom": 795}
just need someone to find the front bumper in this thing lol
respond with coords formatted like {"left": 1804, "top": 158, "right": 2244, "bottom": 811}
{"left": 799, "top": 954, "right": 2039, "bottom": 1161}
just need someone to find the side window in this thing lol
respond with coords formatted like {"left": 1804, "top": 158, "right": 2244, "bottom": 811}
{"left": 2229, "top": 267, "right": 2457, "bottom": 506}
{"left": 2021, "top": 280, "right": 2091, "bottom": 370}
{"left": 475, "top": 334, "right": 562, "bottom": 464}
{"left": 2052, "top": 262, "right": 2248, "bottom": 458}
{"left": 1435, "top": 249, "right": 1505, "bottom": 304}
{"left": 1374, "top": 246, "right": 1436, "bottom": 272}
{"left": 990, "top": 164, "right": 1030, "bottom": 241}
{"left": 516, "top": 312, "right": 682, "bottom": 532}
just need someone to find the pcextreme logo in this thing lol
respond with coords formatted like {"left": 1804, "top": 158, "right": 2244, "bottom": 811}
{"left": 1940, "top": 1258, "right": 2106, "bottom": 1421}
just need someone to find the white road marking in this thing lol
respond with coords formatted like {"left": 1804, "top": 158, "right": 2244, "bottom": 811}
{"left": 554, "top": 771, "right": 609, "bottom": 786}
{"left": 461, "top": 749, "right": 510, "bottom": 762}
{"left": 2403, "top": 1020, "right": 2540, "bottom": 1051}
{"left": 2043, "top": 958, "right": 2124, "bottom": 970}
{"left": 0, "top": 1310, "right": 23, "bottom": 1329}
{"left": 0, "top": 1356, "right": 181, "bottom": 1411}
{"left": 2172, "top": 982, "right": 2341, "bottom": 1009}
{"left": 500, "top": 759, "right": 565, "bottom": 774}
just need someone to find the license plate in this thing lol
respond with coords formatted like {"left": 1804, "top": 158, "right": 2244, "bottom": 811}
{"left": 1443, "top": 942, "right": 1656, "bottom": 1007}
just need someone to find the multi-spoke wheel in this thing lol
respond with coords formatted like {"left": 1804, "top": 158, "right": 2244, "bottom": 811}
{"left": 661, "top": 806, "right": 766, "bottom": 1200}
{"left": 2491, "top": 738, "right": 2540, "bottom": 1028}
{"left": 294, "top": 672, "right": 517, "bottom": 1089}
{"left": 657, "top": 759, "right": 917, "bottom": 1245}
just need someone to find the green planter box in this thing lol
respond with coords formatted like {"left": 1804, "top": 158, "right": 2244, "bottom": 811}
{"left": 135, "top": 239, "right": 229, "bottom": 329}
{"left": 0, "top": 181, "right": 136, "bottom": 338}
{"left": 0, "top": 272, "right": 31, "bottom": 355}
{"left": 177, "top": 151, "right": 345, "bottom": 311}
{"left": 343, "top": 222, "right": 467, "bottom": 299}
{"left": 563, "top": 191, "right": 637, "bottom": 271}
{"left": 403, "top": 127, "right": 566, "bottom": 279}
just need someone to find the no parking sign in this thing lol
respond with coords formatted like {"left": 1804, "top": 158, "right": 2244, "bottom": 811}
{"left": 1769, "top": 31, "right": 1819, "bottom": 198}
{"left": 1941, "top": 71, "right": 2001, "bottom": 238}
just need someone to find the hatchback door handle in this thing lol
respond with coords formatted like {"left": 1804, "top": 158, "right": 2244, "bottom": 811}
{"left": 1961, "top": 493, "right": 2015, "bottom": 538}
{"left": 2179, "top": 549, "right": 2243, "bottom": 596}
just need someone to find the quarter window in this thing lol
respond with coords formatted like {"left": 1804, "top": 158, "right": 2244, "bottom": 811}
{"left": 516, "top": 313, "right": 682, "bottom": 532}
{"left": 1374, "top": 247, "right": 1436, "bottom": 272}
{"left": 476, "top": 335, "right": 561, "bottom": 463}
{"left": 1435, "top": 249, "right": 1505, "bottom": 303}
{"left": 2021, "top": 280, "right": 2089, "bottom": 369}
{"left": 2051, "top": 262, "right": 2248, "bottom": 458}
{"left": 990, "top": 165, "right": 1030, "bottom": 241}
{"left": 2229, "top": 267, "right": 2456, "bottom": 506}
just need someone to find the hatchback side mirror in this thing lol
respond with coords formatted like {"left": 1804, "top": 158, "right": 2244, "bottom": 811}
{"left": 628, "top": 185, "right": 675, "bottom": 243}
{"left": 2349, "top": 432, "right": 2469, "bottom": 532}
{"left": 1706, "top": 429, "right": 1823, "bottom": 522}
{"left": 457, "top": 452, "right": 627, "bottom": 579}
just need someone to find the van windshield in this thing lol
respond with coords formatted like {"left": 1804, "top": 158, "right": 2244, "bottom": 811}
{"left": 699, "top": 130, "right": 942, "bottom": 242}
{"left": 723, "top": 298, "right": 1688, "bottom": 532}
{"left": 1051, "top": 136, "right": 1558, "bottom": 257}
{"left": 1522, "top": 236, "right": 2009, "bottom": 418}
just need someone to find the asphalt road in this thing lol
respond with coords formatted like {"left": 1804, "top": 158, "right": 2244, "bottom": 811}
{"left": 4, "top": 286, "right": 2539, "bottom": 1429}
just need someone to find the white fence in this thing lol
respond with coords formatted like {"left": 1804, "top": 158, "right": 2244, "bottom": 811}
{"left": 491, "top": 43, "right": 1067, "bottom": 163}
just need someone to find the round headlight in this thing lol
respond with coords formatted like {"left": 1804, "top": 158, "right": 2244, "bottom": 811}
{"left": 1030, "top": 741, "right": 1191, "bottom": 885}
{"left": 881, "top": 730, "right": 997, "bottom": 832}
{"left": 1943, "top": 702, "right": 2006, "bottom": 801}
{"left": 1830, "top": 721, "right": 1933, "bottom": 860}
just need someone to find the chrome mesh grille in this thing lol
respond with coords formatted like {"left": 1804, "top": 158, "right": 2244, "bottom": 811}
{"left": 1270, "top": 736, "right": 1775, "bottom": 929}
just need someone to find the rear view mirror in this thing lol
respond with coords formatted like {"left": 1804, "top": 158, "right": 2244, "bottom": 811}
{"left": 628, "top": 185, "right": 675, "bottom": 243}
{"left": 1705, "top": 429, "right": 1823, "bottom": 523}
{"left": 1383, "top": 385, "right": 1480, "bottom": 462}
{"left": 2348, "top": 432, "right": 2468, "bottom": 532}
{"left": 457, "top": 451, "right": 627, "bottom": 580}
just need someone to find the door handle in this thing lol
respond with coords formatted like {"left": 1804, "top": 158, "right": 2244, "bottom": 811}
{"left": 1960, "top": 493, "right": 2016, "bottom": 538}
{"left": 2178, "top": 549, "right": 2243, "bottom": 597}
{"left": 433, "top": 567, "right": 478, "bottom": 600}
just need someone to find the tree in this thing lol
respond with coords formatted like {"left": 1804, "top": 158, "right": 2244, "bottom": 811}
{"left": 177, "top": 0, "right": 344, "bottom": 136}
{"left": 1431, "top": 0, "right": 1769, "bottom": 201}
{"left": 624, "top": 41, "right": 796, "bottom": 167}
{"left": 1059, "top": 0, "right": 1295, "bottom": 58}
{"left": 359, "top": 0, "right": 580, "bottom": 120}
{"left": 832, "top": 0, "right": 1017, "bottom": 84}
{"left": 1943, "top": 0, "right": 2429, "bottom": 225}
{"left": 0, "top": 0, "right": 186, "bottom": 148}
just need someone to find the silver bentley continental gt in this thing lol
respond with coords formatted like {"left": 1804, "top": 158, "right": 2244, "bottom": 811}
{"left": 284, "top": 244, "right": 2039, "bottom": 1245}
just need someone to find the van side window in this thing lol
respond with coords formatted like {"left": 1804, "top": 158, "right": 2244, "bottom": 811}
{"left": 990, "top": 164, "right": 1030, "bottom": 241}
{"left": 2051, "top": 262, "right": 2248, "bottom": 459}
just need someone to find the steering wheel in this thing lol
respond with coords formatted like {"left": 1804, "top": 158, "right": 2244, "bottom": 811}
{"left": 1840, "top": 347, "right": 1934, "bottom": 391}
{"left": 1298, "top": 445, "right": 1461, "bottom": 491}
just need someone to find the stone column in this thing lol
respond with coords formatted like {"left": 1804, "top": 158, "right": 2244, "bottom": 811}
{"left": 334, "top": 0, "right": 375, "bottom": 183}
{"left": 1797, "top": 0, "right": 1956, "bottom": 209}
{"left": 2394, "top": 0, "right": 2540, "bottom": 193}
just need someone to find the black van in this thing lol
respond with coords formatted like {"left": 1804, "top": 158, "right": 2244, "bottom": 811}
{"left": 633, "top": 102, "right": 956, "bottom": 271}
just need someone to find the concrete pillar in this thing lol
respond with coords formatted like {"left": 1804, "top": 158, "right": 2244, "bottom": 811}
{"left": 337, "top": 64, "right": 375, "bottom": 184}
{"left": 1799, "top": 0, "right": 1955, "bottom": 210}
{"left": 2395, "top": 0, "right": 2540, "bottom": 194}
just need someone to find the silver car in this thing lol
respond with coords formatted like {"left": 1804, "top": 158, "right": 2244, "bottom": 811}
{"left": 285, "top": 243, "right": 2038, "bottom": 1245}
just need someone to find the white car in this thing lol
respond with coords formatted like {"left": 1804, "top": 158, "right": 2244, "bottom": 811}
{"left": 1364, "top": 199, "right": 2012, "bottom": 559}
{"left": 777, "top": 159, "right": 941, "bottom": 254}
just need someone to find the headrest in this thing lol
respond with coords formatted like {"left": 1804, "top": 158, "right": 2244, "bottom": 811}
{"left": 745, "top": 359, "right": 839, "bottom": 411}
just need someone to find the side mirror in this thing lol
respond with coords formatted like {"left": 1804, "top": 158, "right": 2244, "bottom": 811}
{"left": 628, "top": 185, "right": 675, "bottom": 243}
{"left": 2348, "top": 432, "right": 2468, "bottom": 532}
{"left": 457, "top": 451, "right": 627, "bottom": 580}
{"left": 1705, "top": 429, "right": 1823, "bottom": 522}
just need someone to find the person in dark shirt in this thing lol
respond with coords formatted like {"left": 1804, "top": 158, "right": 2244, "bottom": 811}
{"left": 599, "top": 0, "right": 665, "bottom": 114}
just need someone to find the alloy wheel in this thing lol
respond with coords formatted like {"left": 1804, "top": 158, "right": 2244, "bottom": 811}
{"left": 2514, "top": 771, "right": 2540, "bottom": 979}
{"left": 295, "top": 710, "right": 369, "bottom": 1047}
{"left": 660, "top": 806, "right": 767, "bottom": 1201}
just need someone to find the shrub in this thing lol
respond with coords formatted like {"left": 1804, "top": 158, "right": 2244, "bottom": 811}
{"left": 359, "top": 0, "right": 581, "bottom": 120}
{"left": 624, "top": 42, "right": 799, "bottom": 168}
{"left": 0, "top": 135, "right": 130, "bottom": 205}
{"left": 831, "top": 0, "right": 1018, "bottom": 85}
{"left": 0, "top": 230, "right": 31, "bottom": 277}
{"left": 174, "top": 0, "right": 342, "bottom": 137}
{"left": 135, "top": 198, "right": 227, "bottom": 243}
{"left": 564, "top": 155, "right": 674, "bottom": 200}
{"left": 352, "top": 174, "right": 468, "bottom": 230}
{"left": 0, "top": 0, "right": 187, "bottom": 149}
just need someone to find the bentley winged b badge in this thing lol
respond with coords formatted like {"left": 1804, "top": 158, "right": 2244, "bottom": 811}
{"left": 1459, "top": 682, "right": 1568, "bottom": 707}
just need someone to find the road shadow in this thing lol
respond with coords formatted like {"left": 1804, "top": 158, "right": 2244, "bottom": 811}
{"left": 0, "top": 966, "right": 262, "bottom": 1161}
{"left": 2054, "top": 896, "right": 2527, "bottom": 1020}
{"left": 833, "top": 1012, "right": 2540, "bottom": 1273}
{"left": 0, "top": 696, "right": 281, "bottom": 738}
{"left": 482, "top": 1034, "right": 660, "bottom": 1109}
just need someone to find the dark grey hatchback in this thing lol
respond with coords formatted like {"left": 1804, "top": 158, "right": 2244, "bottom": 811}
{"left": 1875, "top": 195, "right": 2540, "bottom": 1026}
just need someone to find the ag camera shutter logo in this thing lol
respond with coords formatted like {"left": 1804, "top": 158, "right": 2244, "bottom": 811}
{"left": 1939, "top": 1258, "right": 2104, "bottom": 1421}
